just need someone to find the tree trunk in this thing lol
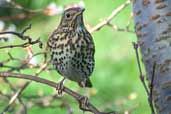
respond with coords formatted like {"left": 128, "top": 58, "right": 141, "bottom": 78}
{"left": 132, "top": 0, "right": 171, "bottom": 114}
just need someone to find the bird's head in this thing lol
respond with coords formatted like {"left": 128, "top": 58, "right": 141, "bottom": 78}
{"left": 60, "top": 7, "right": 85, "bottom": 29}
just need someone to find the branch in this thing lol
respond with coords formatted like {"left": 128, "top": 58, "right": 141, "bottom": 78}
{"left": 0, "top": 24, "right": 31, "bottom": 40}
{"left": 0, "top": 38, "right": 42, "bottom": 49}
{"left": 0, "top": 72, "right": 116, "bottom": 114}
{"left": 150, "top": 63, "right": 156, "bottom": 102}
{"left": 0, "top": 13, "right": 35, "bottom": 21}
{"left": 107, "top": 23, "right": 134, "bottom": 33}
{"left": 0, "top": 24, "right": 43, "bottom": 49}
{"left": 132, "top": 42, "right": 156, "bottom": 114}
{"left": 89, "top": 0, "right": 131, "bottom": 33}
{"left": 132, "top": 42, "right": 149, "bottom": 94}
{"left": 0, "top": 82, "right": 28, "bottom": 114}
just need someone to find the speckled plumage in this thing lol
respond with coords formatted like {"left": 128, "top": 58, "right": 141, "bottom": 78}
{"left": 47, "top": 7, "right": 95, "bottom": 88}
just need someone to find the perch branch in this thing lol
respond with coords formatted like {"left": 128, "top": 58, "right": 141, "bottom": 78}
{"left": 0, "top": 72, "right": 116, "bottom": 114}
{"left": 2, "top": 60, "right": 48, "bottom": 114}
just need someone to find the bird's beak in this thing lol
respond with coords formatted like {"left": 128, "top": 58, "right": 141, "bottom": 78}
{"left": 76, "top": 8, "right": 85, "bottom": 16}
{"left": 81, "top": 8, "right": 85, "bottom": 12}
{"left": 79, "top": 8, "right": 85, "bottom": 13}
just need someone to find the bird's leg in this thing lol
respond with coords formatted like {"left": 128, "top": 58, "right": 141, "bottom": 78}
{"left": 79, "top": 80, "right": 86, "bottom": 87}
{"left": 78, "top": 95, "right": 89, "bottom": 111}
{"left": 56, "top": 77, "right": 65, "bottom": 96}
{"left": 78, "top": 79, "right": 89, "bottom": 111}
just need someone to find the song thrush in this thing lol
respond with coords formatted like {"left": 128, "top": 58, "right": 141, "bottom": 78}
{"left": 47, "top": 7, "right": 95, "bottom": 91}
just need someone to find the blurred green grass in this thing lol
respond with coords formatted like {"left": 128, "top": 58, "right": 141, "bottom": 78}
{"left": 0, "top": 0, "right": 151, "bottom": 114}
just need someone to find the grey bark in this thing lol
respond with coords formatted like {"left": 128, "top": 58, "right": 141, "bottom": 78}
{"left": 132, "top": 0, "right": 171, "bottom": 114}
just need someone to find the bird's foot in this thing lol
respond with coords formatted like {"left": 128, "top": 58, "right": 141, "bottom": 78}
{"left": 78, "top": 96, "right": 89, "bottom": 111}
{"left": 56, "top": 82, "right": 64, "bottom": 96}
{"left": 56, "top": 78, "right": 65, "bottom": 96}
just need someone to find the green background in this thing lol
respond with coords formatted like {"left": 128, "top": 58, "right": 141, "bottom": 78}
{"left": 0, "top": 0, "right": 150, "bottom": 114}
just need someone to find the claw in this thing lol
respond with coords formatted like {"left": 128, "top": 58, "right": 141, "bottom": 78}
{"left": 78, "top": 96, "right": 89, "bottom": 111}
{"left": 56, "top": 78, "right": 65, "bottom": 96}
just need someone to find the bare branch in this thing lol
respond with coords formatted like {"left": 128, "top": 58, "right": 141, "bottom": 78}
{"left": 0, "top": 38, "right": 42, "bottom": 49}
{"left": 132, "top": 42, "right": 156, "bottom": 114}
{"left": 0, "top": 82, "right": 28, "bottom": 114}
{"left": 0, "top": 50, "right": 48, "bottom": 114}
{"left": 107, "top": 23, "right": 134, "bottom": 33}
{"left": 0, "top": 72, "right": 116, "bottom": 114}
{"left": 17, "top": 98, "right": 27, "bottom": 114}
{"left": 132, "top": 42, "right": 149, "bottom": 94}
{"left": 0, "top": 24, "right": 31, "bottom": 40}
{"left": 149, "top": 62, "right": 156, "bottom": 114}
{"left": 0, "top": 24, "right": 43, "bottom": 49}
{"left": 89, "top": 0, "right": 131, "bottom": 33}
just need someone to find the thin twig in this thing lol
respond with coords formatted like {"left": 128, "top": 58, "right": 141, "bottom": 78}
{"left": 17, "top": 98, "right": 27, "bottom": 114}
{"left": 126, "top": 12, "right": 133, "bottom": 30}
{"left": 107, "top": 23, "right": 134, "bottom": 33}
{"left": 132, "top": 42, "right": 156, "bottom": 114}
{"left": 0, "top": 72, "right": 116, "bottom": 114}
{"left": 0, "top": 24, "right": 43, "bottom": 49}
{"left": 1, "top": 61, "right": 48, "bottom": 114}
{"left": 0, "top": 82, "right": 28, "bottom": 114}
{"left": 89, "top": 0, "right": 131, "bottom": 33}
{"left": 0, "top": 24, "right": 32, "bottom": 40}
{"left": 0, "top": 91, "right": 10, "bottom": 99}
{"left": 132, "top": 42, "right": 149, "bottom": 95}
{"left": 149, "top": 62, "right": 156, "bottom": 114}
{"left": 0, "top": 50, "right": 47, "bottom": 114}
{"left": 0, "top": 13, "right": 34, "bottom": 21}
{"left": 0, "top": 38, "right": 41, "bottom": 49}
{"left": 150, "top": 63, "right": 156, "bottom": 102}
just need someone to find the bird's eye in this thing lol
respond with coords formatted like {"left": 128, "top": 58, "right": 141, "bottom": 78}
{"left": 65, "top": 13, "right": 71, "bottom": 18}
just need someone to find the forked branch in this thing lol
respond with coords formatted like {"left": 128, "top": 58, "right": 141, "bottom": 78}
{"left": 0, "top": 24, "right": 42, "bottom": 49}
{"left": 0, "top": 72, "right": 116, "bottom": 114}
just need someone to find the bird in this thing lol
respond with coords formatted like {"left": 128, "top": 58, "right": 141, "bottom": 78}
{"left": 47, "top": 6, "right": 95, "bottom": 93}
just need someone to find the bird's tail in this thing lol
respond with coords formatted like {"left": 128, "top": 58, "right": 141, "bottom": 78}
{"left": 78, "top": 78, "right": 92, "bottom": 88}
